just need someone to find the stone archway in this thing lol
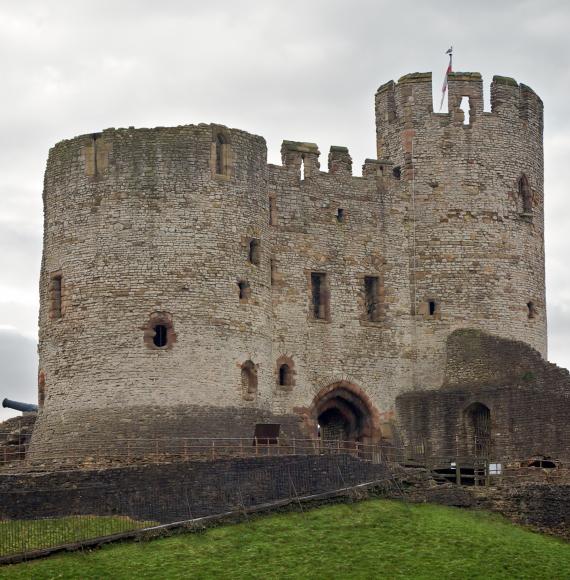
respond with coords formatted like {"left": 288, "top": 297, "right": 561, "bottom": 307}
{"left": 310, "top": 381, "right": 380, "bottom": 444}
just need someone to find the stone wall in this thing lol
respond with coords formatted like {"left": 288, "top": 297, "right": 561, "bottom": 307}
{"left": 0, "top": 414, "right": 36, "bottom": 463}
{"left": 0, "top": 454, "right": 388, "bottom": 523}
{"left": 396, "top": 330, "right": 570, "bottom": 461}
{"left": 409, "top": 481, "right": 570, "bottom": 541}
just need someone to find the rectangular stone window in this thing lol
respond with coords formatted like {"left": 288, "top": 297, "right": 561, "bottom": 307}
{"left": 364, "top": 276, "right": 380, "bottom": 322}
{"left": 311, "top": 272, "right": 329, "bottom": 320}
{"left": 50, "top": 273, "right": 62, "bottom": 319}
{"left": 269, "top": 194, "right": 277, "bottom": 226}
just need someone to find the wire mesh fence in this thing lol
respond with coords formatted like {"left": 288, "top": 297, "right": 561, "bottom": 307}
{"left": 0, "top": 449, "right": 395, "bottom": 562}
{"left": 1, "top": 429, "right": 569, "bottom": 563}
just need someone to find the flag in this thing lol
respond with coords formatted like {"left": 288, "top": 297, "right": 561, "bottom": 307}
{"left": 439, "top": 46, "right": 453, "bottom": 111}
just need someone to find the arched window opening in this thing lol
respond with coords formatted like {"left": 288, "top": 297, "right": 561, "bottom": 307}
{"left": 248, "top": 239, "right": 261, "bottom": 265}
{"left": 276, "top": 356, "right": 295, "bottom": 389}
{"left": 279, "top": 364, "right": 291, "bottom": 387}
{"left": 144, "top": 312, "right": 176, "bottom": 350}
{"left": 429, "top": 300, "right": 436, "bottom": 316}
{"left": 527, "top": 301, "right": 537, "bottom": 319}
{"left": 215, "top": 133, "right": 226, "bottom": 175}
{"left": 153, "top": 324, "right": 168, "bottom": 348}
{"left": 392, "top": 166, "right": 401, "bottom": 180}
{"left": 238, "top": 280, "right": 251, "bottom": 302}
{"left": 241, "top": 360, "right": 257, "bottom": 400}
{"left": 300, "top": 154, "right": 305, "bottom": 181}
{"left": 518, "top": 174, "right": 532, "bottom": 214}
{"left": 336, "top": 208, "right": 345, "bottom": 223}
{"left": 464, "top": 403, "right": 491, "bottom": 457}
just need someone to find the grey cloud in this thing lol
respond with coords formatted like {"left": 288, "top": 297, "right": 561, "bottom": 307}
{"left": 0, "top": 330, "right": 37, "bottom": 421}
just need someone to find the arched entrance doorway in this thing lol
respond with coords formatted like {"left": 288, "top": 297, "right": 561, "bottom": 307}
{"left": 310, "top": 382, "right": 379, "bottom": 444}
{"left": 463, "top": 402, "right": 491, "bottom": 457}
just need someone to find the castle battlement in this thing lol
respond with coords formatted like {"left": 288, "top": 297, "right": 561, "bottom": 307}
{"left": 375, "top": 72, "right": 543, "bottom": 137}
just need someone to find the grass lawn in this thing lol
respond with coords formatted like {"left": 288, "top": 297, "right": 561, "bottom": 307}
{"left": 0, "top": 515, "right": 153, "bottom": 557}
{"left": 2, "top": 499, "right": 570, "bottom": 579}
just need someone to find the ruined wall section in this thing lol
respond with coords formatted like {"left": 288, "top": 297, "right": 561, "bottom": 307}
{"left": 396, "top": 330, "right": 570, "bottom": 460}
{"left": 267, "top": 143, "right": 413, "bottom": 435}
{"left": 375, "top": 72, "right": 546, "bottom": 390}
{"left": 33, "top": 124, "right": 277, "bottom": 455}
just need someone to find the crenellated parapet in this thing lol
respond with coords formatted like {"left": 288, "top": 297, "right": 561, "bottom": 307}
{"left": 375, "top": 71, "right": 543, "bottom": 157}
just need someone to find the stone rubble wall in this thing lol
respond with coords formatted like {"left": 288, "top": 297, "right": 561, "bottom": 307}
{"left": 396, "top": 330, "right": 570, "bottom": 460}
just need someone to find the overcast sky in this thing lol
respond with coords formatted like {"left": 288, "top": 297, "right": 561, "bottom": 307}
{"left": 1, "top": 0, "right": 569, "bottom": 420}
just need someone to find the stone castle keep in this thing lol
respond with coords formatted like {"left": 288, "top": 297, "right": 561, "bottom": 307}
{"left": 29, "top": 70, "right": 567, "bottom": 463}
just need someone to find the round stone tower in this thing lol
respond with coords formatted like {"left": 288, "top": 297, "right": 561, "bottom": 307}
{"left": 375, "top": 72, "right": 546, "bottom": 388}
{"left": 31, "top": 124, "right": 276, "bottom": 457}
{"left": 28, "top": 70, "right": 547, "bottom": 461}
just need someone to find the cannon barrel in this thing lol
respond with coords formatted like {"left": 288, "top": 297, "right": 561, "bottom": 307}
{"left": 2, "top": 399, "right": 38, "bottom": 413}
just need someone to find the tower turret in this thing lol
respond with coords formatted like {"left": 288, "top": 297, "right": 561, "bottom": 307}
{"left": 375, "top": 72, "right": 545, "bottom": 388}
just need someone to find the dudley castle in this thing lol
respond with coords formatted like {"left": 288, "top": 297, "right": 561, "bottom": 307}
{"left": 25, "top": 70, "right": 570, "bottom": 464}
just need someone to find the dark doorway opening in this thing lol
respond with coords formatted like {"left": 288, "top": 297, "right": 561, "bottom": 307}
{"left": 464, "top": 402, "right": 491, "bottom": 456}
{"left": 313, "top": 384, "right": 374, "bottom": 445}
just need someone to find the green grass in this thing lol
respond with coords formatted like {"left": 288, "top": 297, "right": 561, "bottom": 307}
{"left": 2, "top": 500, "right": 570, "bottom": 579}
{"left": 0, "top": 515, "right": 153, "bottom": 557}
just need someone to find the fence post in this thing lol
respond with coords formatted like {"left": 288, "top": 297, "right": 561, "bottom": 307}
{"left": 474, "top": 461, "right": 479, "bottom": 487}
{"left": 211, "top": 441, "right": 215, "bottom": 461}
{"left": 255, "top": 437, "right": 258, "bottom": 456}
{"left": 456, "top": 462, "right": 461, "bottom": 486}
{"left": 292, "top": 438, "right": 296, "bottom": 456}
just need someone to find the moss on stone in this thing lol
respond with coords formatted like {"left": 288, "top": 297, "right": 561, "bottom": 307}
{"left": 397, "top": 72, "right": 432, "bottom": 84}
{"left": 281, "top": 141, "right": 319, "bottom": 153}
{"left": 493, "top": 75, "right": 518, "bottom": 87}
{"left": 448, "top": 72, "right": 482, "bottom": 81}
{"left": 376, "top": 80, "right": 395, "bottom": 94}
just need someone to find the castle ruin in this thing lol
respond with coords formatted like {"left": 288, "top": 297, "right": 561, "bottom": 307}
{"left": 29, "top": 70, "right": 567, "bottom": 464}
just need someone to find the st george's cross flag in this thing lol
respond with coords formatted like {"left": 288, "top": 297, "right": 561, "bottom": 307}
{"left": 439, "top": 46, "right": 453, "bottom": 111}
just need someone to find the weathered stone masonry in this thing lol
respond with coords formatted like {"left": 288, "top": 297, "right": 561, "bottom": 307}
{"left": 30, "top": 71, "right": 550, "bottom": 460}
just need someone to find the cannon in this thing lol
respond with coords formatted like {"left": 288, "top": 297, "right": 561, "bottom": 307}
{"left": 2, "top": 399, "right": 38, "bottom": 413}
